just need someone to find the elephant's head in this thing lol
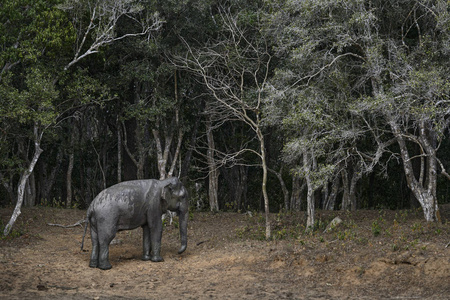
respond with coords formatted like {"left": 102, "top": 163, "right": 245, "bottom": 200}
{"left": 161, "top": 177, "right": 189, "bottom": 254}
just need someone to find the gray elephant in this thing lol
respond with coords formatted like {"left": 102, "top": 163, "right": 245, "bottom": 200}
{"left": 81, "top": 177, "right": 188, "bottom": 270}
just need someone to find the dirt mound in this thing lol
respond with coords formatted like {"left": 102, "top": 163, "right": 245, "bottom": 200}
{"left": 0, "top": 206, "right": 449, "bottom": 299}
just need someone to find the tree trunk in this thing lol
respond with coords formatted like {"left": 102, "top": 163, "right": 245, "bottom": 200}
{"left": 66, "top": 152, "right": 74, "bottom": 208}
{"left": 341, "top": 169, "right": 350, "bottom": 210}
{"left": 3, "top": 125, "right": 43, "bottom": 236}
{"left": 39, "top": 148, "right": 63, "bottom": 205}
{"left": 324, "top": 174, "right": 340, "bottom": 210}
{"left": 122, "top": 120, "right": 146, "bottom": 180}
{"left": 349, "top": 171, "right": 359, "bottom": 211}
{"left": 238, "top": 165, "right": 248, "bottom": 211}
{"left": 290, "top": 175, "right": 304, "bottom": 211}
{"left": 168, "top": 129, "right": 184, "bottom": 178}
{"left": 0, "top": 172, "right": 15, "bottom": 204}
{"left": 206, "top": 118, "right": 219, "bottom": 211}
{"left": 269, "top": 167, "right": 289, "bottom": 211}
{"left": 303, "top": 151, "right": 315, "bottom": 230}
{"left": 180, "top": 117, "right": 199, "bottom": 182}
{"left": 389, "top": 119, "right": 440, "bottom": 222}
{"left": 153, "top": 127, "right": 174, "bottom": 180}
{"left": 23, "top": 172, "right": 36, "bottom": 207}
{"left": 255, "top": 125, "right": 271, "bottom": 240}
{"left": 117, "top": 117, "right": 122, "bottom": 183}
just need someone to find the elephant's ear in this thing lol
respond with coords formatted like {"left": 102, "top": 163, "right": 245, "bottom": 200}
{"left": 161, "top": 181, "right": 174, "bottom": 199}
{"left": 160, "top": 184, "right": 171, "bottom": 212}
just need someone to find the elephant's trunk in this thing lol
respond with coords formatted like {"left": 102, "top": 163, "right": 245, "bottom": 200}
{"left": 178, "top": 197, "right": 188, "bottom": 254}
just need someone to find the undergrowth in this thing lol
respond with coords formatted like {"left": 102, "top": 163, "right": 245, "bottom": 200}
{"left": 234, "top": 209, "right": 448, "bottom": 253}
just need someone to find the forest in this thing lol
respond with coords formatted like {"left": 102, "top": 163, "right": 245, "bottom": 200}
{"left": 0, "top": 0, "right": 449, "bottom": 238}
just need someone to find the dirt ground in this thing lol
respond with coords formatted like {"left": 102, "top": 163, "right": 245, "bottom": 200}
{"left": 0, "top": 205, "right": 449, "bottom": 300}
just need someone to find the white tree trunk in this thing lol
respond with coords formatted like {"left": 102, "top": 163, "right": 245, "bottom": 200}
{"left": 389, "top": 119, "right": 440, "bottom": 222}
{"left": 3, "top": 125, "right": 43, "bottom": 236}
{"left": 304, "top": 151, "right": 315, "bottom": 230}
{"left": 153, "top": 128, "right": 174, "bottom": 180}
{"left": 168, "top": 129, "right": 184, "bottom": 178}
{"left": 258, "top": 128, "right": 271, "bottom": 240}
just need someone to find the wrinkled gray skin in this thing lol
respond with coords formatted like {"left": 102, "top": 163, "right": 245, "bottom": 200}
{"left": 81, "top": 177, "right": 188, "bottom": 270}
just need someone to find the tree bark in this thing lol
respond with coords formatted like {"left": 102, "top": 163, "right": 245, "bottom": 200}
{"left": 117, "top": 117, "right": 122, "bottom": 183}
{"left": 23, "top": 173, "right": 36, "bottom": 207}
{"left": 66, "top": 152, "right": 74, "bottom": 208}
{"left": 269, "top": 167, "right": 289, "bottom": 211}
{"left": 303, "top": 151, "right": 315, "bottom": 230}
{"left": 206, "top": 118, "right": 219, "bottom": 211}
{"left": 389, "top": 119, "right": 440, "bottom": 222}
{"left": 3, "top": 125, "right": 43, "bottom": 236}
{"left": 324, "top": 174, "right": 340, "bottom": 210}
{"left": 341, "top": 169, "right": 350, "bottom": 210}
{"left": 122, "top": 120, "right": 146, "bottom": 180}
{"left": 290, "top": 175, "right": 304, "bottom": 211}
{"left": 255, "top": 126, "right": 271, "bottom": 239}
{"left": 168, "top": 129, "right": 184, "bottom": 178}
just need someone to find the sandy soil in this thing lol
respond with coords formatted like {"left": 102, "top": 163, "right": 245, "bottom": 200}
{"left": 0, "top": 205, "right": 449, "bottom": 299}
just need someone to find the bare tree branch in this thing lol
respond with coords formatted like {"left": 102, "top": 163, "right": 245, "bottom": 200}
{"left": 60, "top": 0, "right": 163, "bottom": 70}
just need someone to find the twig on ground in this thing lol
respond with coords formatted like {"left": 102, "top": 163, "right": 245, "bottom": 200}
{"left": 196, "top": 240, "right": 210, "bottom": 246}
{"left": 47, "top": 219, "right": 86, "bottom": 228}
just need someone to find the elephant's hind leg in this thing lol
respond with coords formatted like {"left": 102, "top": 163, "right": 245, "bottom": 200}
{"left": 89, "top": 227, "right": 99, "bottom": 268}
{"left": 97, "top": 226, "right": 116, "bottom": 270}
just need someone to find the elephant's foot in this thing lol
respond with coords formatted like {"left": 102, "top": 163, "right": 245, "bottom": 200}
{"left": 150, "top": 255, "right": 164, "bottom": 262}
{"left": 98, "top": 261, "right": 112, "bottom": 270}
{"left": 142, "top": 255, "right": 151, "bottom": 261}
{"left": 89, "top": 260, "right": 98, "bottom": 268}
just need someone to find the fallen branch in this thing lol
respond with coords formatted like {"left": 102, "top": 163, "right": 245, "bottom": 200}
{"left": 47, "top": 219, "right": 86, "bottom": 228}
{"left": 196, "top": 240, "right": 210, "bottom": 246}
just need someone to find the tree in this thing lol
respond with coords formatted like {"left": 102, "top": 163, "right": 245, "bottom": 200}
{"left": 1, "top": 68, "right": 58, "bottom": 235}
{"left": 175, "top": 4, "right": 274, "bottom": 238}
{"left": 1, "top": 0, "right": 163, "bottom": 235}
{"left": 59, "top": 0, "right": 163, "bottom": 70}
{"left": 268, "top": 0, "right": 449, "bottom": 223}
{"left": 351, "top": 0, "right": 449, "bottom": 221}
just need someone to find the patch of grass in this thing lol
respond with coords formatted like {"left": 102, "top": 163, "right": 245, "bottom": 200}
{"left": 411, "top": 222, "right": 424, "bottom": 234}
{"left": 0, "top": 220, "right": 23, "bottom": 240}
{"left": 336, "top": 229, "right": 356, "bottom": 241}
{"left": 372, "top": 212, "right": 386, "bottom": 237}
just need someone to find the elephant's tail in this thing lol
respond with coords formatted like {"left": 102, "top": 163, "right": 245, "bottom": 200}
{"left": 80, "top": 207, "right": 92, "bottom": 251}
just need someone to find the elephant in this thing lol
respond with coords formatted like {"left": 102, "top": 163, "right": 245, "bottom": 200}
{"left": 80, "top": 177, "right": 188, "bottom": 270}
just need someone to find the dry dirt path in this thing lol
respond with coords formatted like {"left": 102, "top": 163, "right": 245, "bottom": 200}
{"left": 1, "top": 207, "right": 449, "bottom": 299}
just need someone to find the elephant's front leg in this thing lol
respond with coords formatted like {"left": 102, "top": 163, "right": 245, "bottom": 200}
{"left": 149, "top": 218, "right": 164, "bottom": 262}
{"left": 142, "top": 225, "right": 151, "bottom": 261}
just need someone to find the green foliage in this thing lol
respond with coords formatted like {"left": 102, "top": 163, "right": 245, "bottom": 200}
{"left": 0, "top": 0, "right": 448, "bottom": 214}
{"left": 0, "top": 67, "right": 59, "bottom": 125}
{"left": 371, "top": 212, "right": 386, "bottom": 237}
{"left": 0, "top": 0, "right": 74, "bottom": 65}
{"left": 0, "top": 219, "right": 23, "bottom": 240}
{"left": 371, "top": 220, "right": 382, "bottom": 237}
